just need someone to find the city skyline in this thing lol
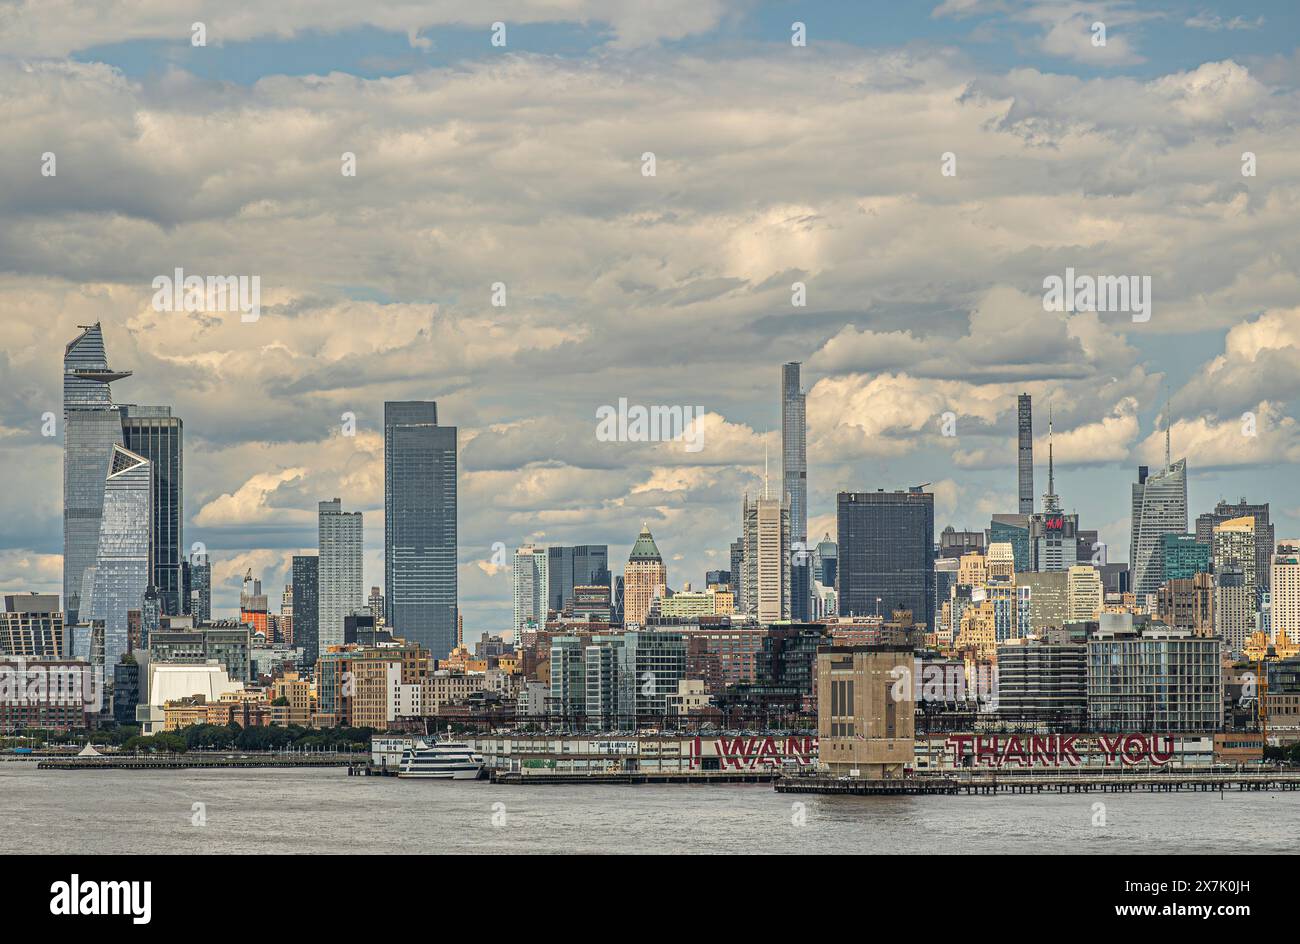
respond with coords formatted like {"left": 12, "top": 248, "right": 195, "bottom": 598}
{"left": 3, "top": 2, "right": 1300, "bottom": 636}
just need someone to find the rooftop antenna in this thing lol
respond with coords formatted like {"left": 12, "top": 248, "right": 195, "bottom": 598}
{"left": 763, "top": 441, "right": 770, "bottom": 500}
{"left": 1170, "top": 387, "right": 1180, "bottom": 470}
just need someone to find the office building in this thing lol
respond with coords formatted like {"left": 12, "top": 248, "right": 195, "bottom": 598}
{"left": 781, "top": 362, "right": 807, "bottom": 545}
{"left": 318, "top": 498, "right": 363, "bottom": 654}
{"left": 1163, "top": 533, "right": 1210, "bottom": 581}
{"left": 988, "top": 514, "right": 1030, "bottom": 572}
{"left": 63, "top": 323, "right": 131, "bottom": 625}
{"left": 81, "top": 444, "right": 152, "bottom": 671}
{"left": 1129, "top": 453, "right": 1188, "bottom": 596}
{"left": 623, "top": 525, "right": 667, "bottom": 629}
{"left": 1067, "top": 565, "right": 1103, "bottom": 622}
{"left": 383, "top": 401, "right": 458, "bottom": 660}
{"left": 1018, "top": 571, "right": 1069, "bottom": 633}
{"left": 291, "top": 555, "right": 320, "bottom": 667}
{"left": 120, "top": 405, "right": 183, "bottom": 615}
{"left": 837, "top": 489, "right": 934, "bottom": 630}
{"left": 547, "top": 545, "right": 610, "bottom": 613}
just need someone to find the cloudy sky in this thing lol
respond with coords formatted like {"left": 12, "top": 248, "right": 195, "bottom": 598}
{"left": 2, "top": 0, "right": 1299, "bottom": 634}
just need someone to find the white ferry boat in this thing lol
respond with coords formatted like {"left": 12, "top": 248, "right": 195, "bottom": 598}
{"left": 397, "top": 739, "right": 484, "bottom": 780}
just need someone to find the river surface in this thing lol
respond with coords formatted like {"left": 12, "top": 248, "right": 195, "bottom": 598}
{"left": 2, "top": 764, "right": 1294, "bottom": 854}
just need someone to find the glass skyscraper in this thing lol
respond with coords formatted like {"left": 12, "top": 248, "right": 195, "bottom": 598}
{"left": 383, "top": 401, "right": 457, "bottom": 659}
{"left": 63, "top": 323, "right": 131, "bottom": 625}
{"left": 81, "top": 444, "right": 152, "bottom": 671}
{"left": 1130, "top": 458, "right": 1188, "bottom": 595}
{"left": 292, "top": 555, "right": 319, "bottom": 667}
{"left": 547, "top": 544, "right": 610, "bottom": 612}
{"left": 781, "top": 362, "right": 807, "bottom": 545}
{"left": 836, "top": 489, "right": 935, "bottom": 629}
{"left": 121, "top": 405, "right": 183, "bottom": 615}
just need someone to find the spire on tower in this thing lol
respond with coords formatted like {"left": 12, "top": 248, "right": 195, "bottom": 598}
{"left": 1164, "top": 388, "right": 1172, "bottom": 471}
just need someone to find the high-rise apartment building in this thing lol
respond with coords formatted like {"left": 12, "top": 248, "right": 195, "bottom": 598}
{"left": 512, "top": 544, "right": 549, "bottom": 635}
{"left": 742, "top": 492, "right": 790, "bottom": 623}
{"left": 623, "top": 525, "right": 667, "bottom": 629}
{"left": 1087, "top": 626, "right": 1221, "bottom": 732}
{"left": 837, "top": 489, "right": 934, "bottom": 629}
{"left": 383, "top": 401, "right": 458, "bottom": 660}
{"left": 1271, "top": 541, "right": 1300, "bottom": 644}
{"left": 62, "top": 323, "right": 131, "bottom": 625}
{"left": 1129, "top": 458, "right": 1188, "bottom": 596}
{"left": 120, "top": 405, "right": 183, "bottom": 615}
{"left": 1212, "top": 516, "right": 1257, "bottom": 634}
{"left": 1017, "top": 393, "right": 1033, "bottom": 515}
{"left": 291, "top": 555, "right": 319, "bottom": 667}
{"left": 781, "top": 362, "right": 807, "bottom": 545}
{"left": 318, "top": 499, "right": 363, "bottom": 654}
{"left": 1, "top": 594, "right": 65, "bottom": 659}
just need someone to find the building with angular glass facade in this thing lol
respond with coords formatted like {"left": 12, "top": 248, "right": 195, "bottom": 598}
{"left": 781, "top": 362, "right": 807, "bottom": 546}
{"left": 63, "top": 323, "right": 131, "bottom": 625}
{"left": 81, "top": 444, "right": 152, "bottom": 672}
{"left": 1129, "top": 458, "right": 1188, "bottom": 595}
{"left": 383, "top": 401, "right": 458, "bottom": 660}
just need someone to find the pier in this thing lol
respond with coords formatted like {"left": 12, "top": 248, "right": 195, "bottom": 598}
{"left": 489, "top": 769, "right": 776, "bottom": 785}
{"left": 38, "top": 752, "right": 366, "bottom": 770}
{"left": 775, "top": 768, "right": 1300, "bottom": 796}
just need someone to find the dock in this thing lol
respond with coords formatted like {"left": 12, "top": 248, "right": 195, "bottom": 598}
{"left": 38, "top": 752, "right": 366, "bottom": 770}
{"left": 775, "top": 769, "right": 1300, "bottom": 796}
{"left": 489, "top": 769, "right": 776, "bottom": 785}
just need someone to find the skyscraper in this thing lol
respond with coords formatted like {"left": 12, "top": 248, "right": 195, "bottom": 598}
{"left": 1196, "top": 498, "right": 1274, "bottom": 595}
{"left": 547, "top": 545, "right": 610, "bottom": 613}
{"left": 623, "top": 525, "right": 667, "bottom": 629}
{"left": 121, "top": 405, "right": 183, "bottom": 615}
{"left": 291, "top": 555, "right": 319, "bottom": 667}
{"left": 63, "top": 323, "right": 131, "bottom": 625}
{"left": 1130, "top": 461, "right": 1188, "bottom": 595}
{"left": 1017, "top": 393, "right": 1033, "bottom": 515}
{"left": 318, "top": 498, "right": 363, "bottom": 653}
{"left": 513, "top": 544, "right": 549, "bottom": 635}
{"left": 81, "top": 444, "right": 152, "bottom": 671}
{"left": 836, "top": 489, "right": 935, "bottom": 629}
{"left": 1130, "top": 407, "right": 1188, "bottom": 596}
{"left": 742, "top": 492, "right": 790, "bottom": 623}
{"left": 189, "top": 550, "right": 211, "bottom": 622}
{"left": 781, "top": 362, "right": 807, "bottom": 545}
{"left": 383, "top": 401, "right": 458, "bottom": 660}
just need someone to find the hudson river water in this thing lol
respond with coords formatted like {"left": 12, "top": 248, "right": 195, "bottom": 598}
{"left": 3, "top": 764, "right": 1295, "bottom": 854}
